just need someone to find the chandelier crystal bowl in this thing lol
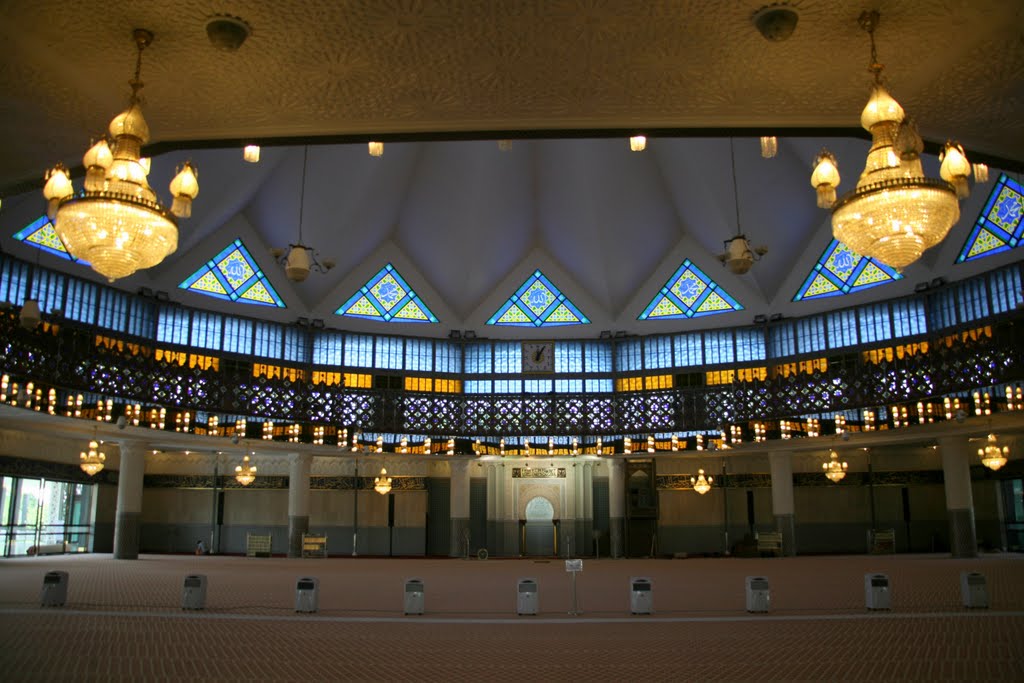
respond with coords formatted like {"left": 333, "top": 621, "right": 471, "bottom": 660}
{"left": 812, "top": 11, "right": 966, "bottom": 271}
{"left": 43, "top": 29, "right": 198, "bottom": 282}
{"left": 79, "top": 439, "right": 106, "bottom": 476}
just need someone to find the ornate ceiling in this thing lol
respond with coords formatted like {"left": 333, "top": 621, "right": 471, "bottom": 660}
{"left": 0, "top": 1, "right": 1021, "bottom": 336}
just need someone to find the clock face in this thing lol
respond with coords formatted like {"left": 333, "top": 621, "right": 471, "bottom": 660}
{"left": 522, "top": 341, "right": 554, "bottom": 373}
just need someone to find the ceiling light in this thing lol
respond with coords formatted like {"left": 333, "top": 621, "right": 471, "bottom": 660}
{"left": 205, "top": 14, "right": 251, "bottom": 52}
{"left": 978, "top": 433, "right": 1009, "bottom": 471}
{"left": 972, "top": 163, "right": 989, "bottom": 183}
{"left": 271, "top": 147, "right": 335, "bottom": 282}
{"left": 234, "top": 453, "right": 257, "bottom": 486}
{"left": 368, "top": 141, "right": 384, "bottom": 157}
{"left": 497, "top": 139, "right": 513, "bottom": 152}
{"left": 80, "top": 436, "right": 106, "bottom": 476}
{"left": 811, "top": 11, "right": 964, "bottom": 271}
{"left": 43, "top": 29, "right": 199, "bottom": 282}
{"left": 243, "top": 145, "right": 260, "bottom": 163}
{"left": 822, "top": 449, "right": 848, "bottom": 483}
{"left": 760, "top": 136, "right": 778, "bottom": 158}
{"left": 691, "top": 468, "right": 713, "bottom": 495}
{"left": 751, "top": 4, "right": 799, "bottom": 42}
{"left": 719, "top": 139, "right": 767, "bottom": 274}
{"left": 374, "top": 467, "right": 392, "bottom": 495}
{"left": 629, "top": 135, "right": 646, "bottom": 152}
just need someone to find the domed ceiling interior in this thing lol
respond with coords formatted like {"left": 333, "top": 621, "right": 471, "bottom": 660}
{"left": 0, "top": 1, "right": 1022, "bottom": 339}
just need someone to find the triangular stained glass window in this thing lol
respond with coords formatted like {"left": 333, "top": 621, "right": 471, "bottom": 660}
{"left": 956, "top": 174, "right": 1024, "bottom": 263}
{"left": 487, "top": 270, "right": 589, "bottom": 327}
{"left": 793, "top": 239, "right": 902, "bottom": 302}
{"left": 638, "top": 259, "right": 743, "bottom": 320}
{"left": 336, "top": 263, "right": 438, "bottom": 323}
{"left": 12, "top": 216, "right": 88, "bottom": 264}
{"left": 178, "top": 238, "right": 285, "bottom": 307}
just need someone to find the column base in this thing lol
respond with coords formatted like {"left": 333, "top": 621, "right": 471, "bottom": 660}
{"left": 288, "top": 515, "right": 309, "bottom": 558}
{"left": 948, "top": 508, "right": 977, "bottom": 558}
{"left": 450, "top": 517, "right": 470, "bottom": 557}
{"left": 609, "top": 517, "right": 624, "bottom": 558}
{"left": 775, "top": 513, "right": 797, "bottom": 557}
{"left": 113, "top": 511, "right": 141, "bottom": 560}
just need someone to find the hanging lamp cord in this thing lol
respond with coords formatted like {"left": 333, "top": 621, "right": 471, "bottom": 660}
{"left": 730, "top": 138, "right": 742, "bottom": 237}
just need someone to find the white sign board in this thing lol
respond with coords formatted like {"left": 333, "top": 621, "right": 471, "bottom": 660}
{"left": 565, "top": 559, "right": 583, "bottom": 573}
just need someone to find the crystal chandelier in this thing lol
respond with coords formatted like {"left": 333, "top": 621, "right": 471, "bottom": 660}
{"left": 234, "top": 453, "right": 257, "bottom": 486}
{"left": 822, "top": 449, "right": 848, "bottom": 483}
{"left": 691, "top": 468, "right": 713, "bottom": 495}
{"left": 811, "top": 11, "right": 968, "bottom": 271}
{"left": 719, "top": 139, "right": 767, "bottom": 274}
{"left": 80, "top": 437, "right": 106, "bottom": 476}
{"left": 978, "top": 433, "right": 1009, "bottom": 471}
{"left": 374, "top": 467, "right": 392, "bottom": 495}
{"left": 270, "top": 147, "right": 335, "bottom": 282}
{"left": 43, "top": 29, "right": 199, "bottom": 282}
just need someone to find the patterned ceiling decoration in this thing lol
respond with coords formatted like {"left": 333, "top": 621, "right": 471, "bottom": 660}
{"left": 336, "top": 263, "right": 438, "bottom": 323}
{"left": 13, "top": 216, "right": 86, "bottom": 264}
{"left": 793, "top": 239, "right": 903, "bottom": 301}
{"left": 179, "top": 239, "right": 285, "bottom": 307}
{"left": 638, "top": 259, "right": 742, "bottom": 319}
{"left": 956, "top": 174, "right": 1024, "bottom": 264}
{"left": 487, "top": 270, "right": 589, "bottom": 327}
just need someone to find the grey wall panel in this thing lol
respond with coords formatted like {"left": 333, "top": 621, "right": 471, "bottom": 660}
{"left": 392, "top": 527, "right": 426, "bottom": 556}
{"left": 469, "top": 478, "right": 487, "bottom": 555}
{"left": 426, "top": 478, "right": 451, "bottom": 556}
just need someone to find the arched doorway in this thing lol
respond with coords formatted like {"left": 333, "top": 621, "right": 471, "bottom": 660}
{"left": 523, "top": 496, "right": 555, "bottom": 556}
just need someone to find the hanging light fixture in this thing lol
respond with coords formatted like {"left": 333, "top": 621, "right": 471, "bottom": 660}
{"left": 760, "top": 136, "right": 778, "bottom": 158}
{"left": 79, "top": 435, "right": 106, "bottom": 476}
{"left": 629, "top": 135, "right": 647, "bottom": 152}
{"left": 691, "top": 468, "right": 713, "bottom": 495}
{"left": 43, "top": 29, "right": 199, "bottom": 282}
{"left": 374, "top": 467, "right": 392, "bottom": 495}
{"left": 812, "top": 11, "right": 965, "bottom": 271}
{"left": 822, "top": 449, "right": 849, "bottom": 483}
{"left": 270, "top": 147, "right": 335, "bottom": 282}
{"left": 719, "top": 139, "right": 768, "bottom": 274}
{"left": 978, "top": 433, "right": 1009, "bottom": 471}
{"left": 243, "top": 145, "right": 261, "bottom": 163}
{"left": 234, "top": 452, "right": 257, "bottom": 486}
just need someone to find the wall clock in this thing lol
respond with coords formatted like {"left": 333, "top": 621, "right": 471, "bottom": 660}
{"left": 521, "top": 341, "right": 554, "bottom": 373}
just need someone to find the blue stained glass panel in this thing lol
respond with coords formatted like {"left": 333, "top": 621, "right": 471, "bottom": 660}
{"left": 638, "top": 259, "right": 742, "bottom": 319}
{"left": 12, "top": 216, "right": 89, "bottom": 264}
{"left": 179, "top": 238, "right": 285, "bottom": 307}
{"left": 336, "top": 263, "right": 438, "bottom": 323}
{"left": 487, "top": 270, "right": 589, "bottom": 327}
{"left": 956, "top": 174, "right": 1024, "bottom": 263}
{"left": 793, "top": 239, "right": 902, "bottom": 301}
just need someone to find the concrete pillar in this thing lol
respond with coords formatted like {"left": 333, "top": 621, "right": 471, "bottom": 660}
{"left": 938, "top": 436, "right": 977, "bottom": 558}
{"left": 287, "top": 452, "right": 312, "bottom": 558}
{"left": 113, "top": 441, "right": 146, "bottom": 559}
{"left": 485, "top": 463, "right": 498, "bottom": 554}
{"left": 769, "top": 451, "right": 796, "bottom": 556}
{"left": 450, "top": 460, "right": 471, "bottom": 557}
{"left": 608, "top": 458, "right": 625, "bottom": 558}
